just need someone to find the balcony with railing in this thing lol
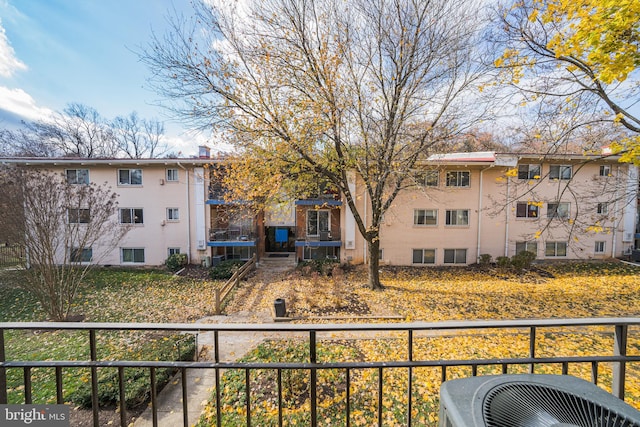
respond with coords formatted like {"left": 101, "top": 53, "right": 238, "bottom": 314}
{"left": 2, "top": 318, "right": 640, "bottom": 427}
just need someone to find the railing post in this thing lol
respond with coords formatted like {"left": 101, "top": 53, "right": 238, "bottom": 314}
{"left": 89, "top": 329, "right": 99, "bottom": 427}
{"left": 529, "top": 326, "right": 536, "bottom": 373}
{"left": 612, "top": 324, "right": 628, "bottom": 400}
{"left": 0, "top": 328, "right": 7, "bottom": 404}
{"left": 310, "top": 330, "right": 317, "bottom": 427}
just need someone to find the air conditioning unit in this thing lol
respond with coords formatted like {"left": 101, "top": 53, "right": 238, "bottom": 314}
{"left": 439, "top": 374, "right": 640, "bottom": 427}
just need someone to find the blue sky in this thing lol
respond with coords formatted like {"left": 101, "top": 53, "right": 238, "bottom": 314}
{"left": 0, "top": 0, "right": 210, "bottom": 156}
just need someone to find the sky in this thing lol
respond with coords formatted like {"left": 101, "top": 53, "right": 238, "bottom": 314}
{"left": 0, "top": 0, "right": 215, "bottom": 157}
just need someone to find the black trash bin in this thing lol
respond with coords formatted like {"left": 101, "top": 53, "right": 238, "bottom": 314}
{"left": 274, "top": 298, "right": 286, "bottom": 317}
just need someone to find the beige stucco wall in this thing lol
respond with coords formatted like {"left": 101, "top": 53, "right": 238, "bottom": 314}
{"left": 345, "top": 157, "right": 636, "bottom": 266}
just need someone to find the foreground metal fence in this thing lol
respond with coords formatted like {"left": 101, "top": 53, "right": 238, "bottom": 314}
{"left": 2, "top": 318, "right": 640, "bottom": 427}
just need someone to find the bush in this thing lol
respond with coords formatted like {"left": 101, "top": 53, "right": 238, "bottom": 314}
{"left": 298, "top": 258, "right": 340, "bottom": 276}
{"left": 210, "top": 260, "right": 245, "bottom": 280}
{"left": 67, "top": 334, "right": 195, "bottom": 408}
{"left": 496, "top": 256, "right": 511, "bottom": 270}
{"left": 478, "top": 254, "right": 492, "bottom": 266}
{"left": 165, "top": 253, "right": 188, "bottom": 271}
{"left": 511, "top": 250, "right": 536, "bottom": 272}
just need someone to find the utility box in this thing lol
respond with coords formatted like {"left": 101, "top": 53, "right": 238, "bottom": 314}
{"left": 274, "top": 298, "right": 286, "bottom": 317}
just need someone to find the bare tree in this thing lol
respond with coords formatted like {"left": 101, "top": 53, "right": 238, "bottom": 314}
{"left": 142, "top": 0, "right": 489, "bottom": 289}
{"left": 1, "top": 167, "right": 129, "bottom": 321}
{"left": 0, "top": 103, "right": 168, "bottom": 159}
{"left": 113, "top": 111, "right": 168, "bottom": 159}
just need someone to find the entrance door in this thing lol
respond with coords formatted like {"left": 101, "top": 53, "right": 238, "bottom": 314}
{"left": 265, "top": 227, "right": 295, "bottom": 252}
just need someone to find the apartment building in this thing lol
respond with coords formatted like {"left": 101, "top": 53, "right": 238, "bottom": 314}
{"left": 2, "top": 151, "right": 638, "bottom": 267}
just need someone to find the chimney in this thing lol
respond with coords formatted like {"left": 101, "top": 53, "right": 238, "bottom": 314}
{"left": 198, "top": 145, "right": 211, "bottom": 159}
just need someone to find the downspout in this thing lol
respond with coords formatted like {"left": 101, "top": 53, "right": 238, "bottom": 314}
{"left": 477, "top": 166, "right": 493, "bottom": 261}
{"left": 611, "top": 165, "right": 620, "bottom": 258}
{"left": 504, "top": 173, "right": 510, "bottom": 257}
{"left": 177, "top": 162, "right": 191, "bottom": 263}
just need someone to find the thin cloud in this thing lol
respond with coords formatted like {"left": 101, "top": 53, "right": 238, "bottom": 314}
{"left": 0, "top": 19, "right": 27, "bottom": 77}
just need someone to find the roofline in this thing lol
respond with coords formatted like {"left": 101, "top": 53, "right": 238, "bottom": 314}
{"left": 0, "top": 157, "right": 221, "bottom": 167}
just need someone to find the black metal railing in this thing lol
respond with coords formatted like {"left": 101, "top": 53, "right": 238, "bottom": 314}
{"left": 2, "top": 318, "right": 640, "bottom": 427}
{"left": 209, "top": 227, "right": 256, "bottom": 242}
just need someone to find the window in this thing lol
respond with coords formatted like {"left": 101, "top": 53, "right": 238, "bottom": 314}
{"left": 379, "top": 249, "right": 384, "bottom": 260}
{"left": 549, "top": 165, "right": 572, "bottom": 180}
{"left": 118, "top": 169, "right": 142, "bottom": 185}
{"left": 445, "top": 209, "right": 469, "bottom": 226}
{"left": 70, "top": 247, "right": 92, "bottom": 263}
{"left": 168, "top": 248, "right": 181, "bottom": 256}
{"left": 68, "top": 208, "right": 90, "bottom": 224}
{"left": 120, "top": 208, "right": 144, "bottom": 224}
{"left": 66, "top": 169, "right": 89, "bottom": 185}
{"left": 167, "top": 208, "right": 179, "bottom": 221}
{"left": 423, "top": 170, "right": 439, "bottom": 186}
{"left": 517, "top": 164, "right": 541, "bottom": 180}
{"left": 516, "top": 202, "right": 539, "bottom": 218}
{"left": 414, "top": 209, "right": 437, "bottom": 226}
{"left": 547, "top": 202, "right": 570, "bottom": 219}
{"left": 413, "top": 249, "right": 436, "bottom": 264}
{"left": 445, "top": 171, "right": 470, "bottom": 187}
{"left": 596, "top": 202, "right": 608, "bottom": 215}
{"left": 444, "top": 249, "right": 467, "bottom": 264}
{"left": 594, "top": 241, "right": 606, "bottom": 254}
{"left": 515, "top": 241, "right": 538, "bottom": 255}
{"left": 545, "top": 241, "right": 567, "bottom": 257}
{"left": 166, "top": 169, "right": 179, "bottom": 182}
{"left": 599, "top": 165, "right": 611, "bottom": 177}
{"left": 121, "top": 248, "right": 145, "bottom": 263}
{"left": 307, "top": 210, "right": 330, "bottom": 236}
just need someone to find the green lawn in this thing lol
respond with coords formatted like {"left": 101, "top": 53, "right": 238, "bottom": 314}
{"left": 0, "top": 268, "right": 221, "bottom": 407}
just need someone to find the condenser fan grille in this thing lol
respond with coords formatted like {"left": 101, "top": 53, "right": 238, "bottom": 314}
{"left": 483, "top": 382, "right": 640, "bottom": 427}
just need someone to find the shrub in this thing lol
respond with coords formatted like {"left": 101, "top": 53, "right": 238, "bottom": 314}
{"left": 511, "top": 250, "right": 536, "bottom": 272}
{"left": 298, "top": 258, "right": 340, "bottom": 276}
{"left": 478, "top": 254, "right": 493, "bottom": 266}
{"left": 165, "top": 253, "right": 188, "bottom": 272}
{"left": 210, "top": 260, "right": 245, "bottom": 280}
{"left": 496, "top": 256, "right": 511, "bottom": 270}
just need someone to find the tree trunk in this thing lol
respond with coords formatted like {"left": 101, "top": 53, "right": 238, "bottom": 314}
{"left": 367, "top": 237, "right": 383, "bottom": 290}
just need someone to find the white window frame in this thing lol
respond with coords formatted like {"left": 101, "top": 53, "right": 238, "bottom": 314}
{"left": 549, "top": 165, "right": 572, "bottom": 180}
{"left": 596, "top": 202, "right": 608, "bottom": 215}
{"left": 445, "top": 209, "right": 469, "bottom": 226}
{"left": 515, "top": 241, "right": 538, "bottom": 256}
{"left": 547, "top": 202, "right": 570, "bottom": 219}
{"left": 167, "top": 208, "right": 180, "bottom": 221}
{"left": 120, "top": 208, "right": 144, "bottom": 225}
{"left": 517, "top": 164, "right": 541, "bottom": 180}
{"left": 66, "top": 169, "right": 90, "bottom": 185}
{"left": 168, "top": 247, "right": 181, "bottom": 256}
{"left": 70, "top": 247, "right": 92, "bottom": 263}
{"left": 594, "top": 241, "right": 606, "bottom": 254}
{"left": 516, "top": 202, "right": 539, "bottom": 219}
{"left": 443, "top": 248, "right": 467, "bottom": 264}
{"left": 166, "top": 169, "right": 179, "bottom": 182}
{"left": 118, "top": 169, "right": 143, "bottom": 186}
{"left": 68, "top": 208, "right": 90, "bottom": 224}
{"left": 445, "top": 171, "right": 470, "bottom": 187}
{"left": 121, "top": 248, "right": 145, "bottom": 263}
{"left": 599, "top": 165, "right": 611, "bottom": 177}
{"left": 306, "top": 210, "right": 330, "bottom": 236}
{"left": 545, "top": 241, "right": 567, "bottom": 257}
{"left": 413, "top": 249, "right": 436, "bottom": 264}
{"left": 414, "top": 209, "right": 438, "bottom": 226}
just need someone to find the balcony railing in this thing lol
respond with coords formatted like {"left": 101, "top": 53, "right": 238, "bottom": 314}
{"left": 296, "top": 228, "right": 342, "bottom": 242}
{"left": 2, "top": 318, "right": 640, "bottom": 427}
{"left": 209, "top": 228, "right": 256, "bottom": 242}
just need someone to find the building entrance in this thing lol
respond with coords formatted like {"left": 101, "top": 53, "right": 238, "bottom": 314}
{"left": 265, "top": 227, "right": 295, "bottom": 252}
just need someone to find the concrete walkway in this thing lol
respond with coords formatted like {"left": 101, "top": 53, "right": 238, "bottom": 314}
{"left": 133, "top": 255, "right": 297, "bottom": 427}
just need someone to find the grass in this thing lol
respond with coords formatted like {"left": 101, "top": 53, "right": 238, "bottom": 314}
{"left": 0, "top": 267, "right": 222, "bottom": 408}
